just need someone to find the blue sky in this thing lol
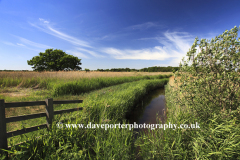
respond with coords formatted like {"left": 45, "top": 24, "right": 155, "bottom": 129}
{"left": 0, "top": 0, "right": 240, "bottom": 70}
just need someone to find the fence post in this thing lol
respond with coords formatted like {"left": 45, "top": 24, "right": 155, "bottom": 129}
{"left": 45, "top": 98, "right": 53, "bottom": 131}
{"left": 0, "top": 99, "right": 8, "bottom": 160}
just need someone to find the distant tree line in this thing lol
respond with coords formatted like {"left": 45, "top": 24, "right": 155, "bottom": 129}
{"left": 139, "top": 66, "right": 180, "bottom": 72}
{"left": 96, "top": 66, "right": 180, "bottom": 72}
{"left": 0, "top": 66, "right": 181, "bottom": 72}
{"left": 3, "top": 66, "right": 239, "bottom": 73}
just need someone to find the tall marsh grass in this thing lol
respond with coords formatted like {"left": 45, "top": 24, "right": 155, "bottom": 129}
{"left": 0, "top": 71, "right": 172, "bottom": 89}
{"left": 0, "top": 71, "right": 172, "bottom": 80}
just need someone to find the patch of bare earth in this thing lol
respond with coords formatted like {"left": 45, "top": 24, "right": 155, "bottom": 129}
{"left": 0, "top": 87, "right": 46, "bottom": 118}
{"left": 0, "top": 87, "right": 33, "bottom": 97}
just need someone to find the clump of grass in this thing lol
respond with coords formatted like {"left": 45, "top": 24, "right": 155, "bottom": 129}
{"left": 85, "top": 78, "right": 169, "bottom": 122}
{"left": 4, "top": 115, "right": 135, "bottom": 160}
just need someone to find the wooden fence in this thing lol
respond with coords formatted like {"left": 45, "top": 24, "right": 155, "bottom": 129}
{"left": 0, "top": 98, "right": 83, "bottom": 159}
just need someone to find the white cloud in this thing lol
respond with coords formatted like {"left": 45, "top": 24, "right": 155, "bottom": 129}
{"left": 103, "top": 29, "right": 222, "bottom": 68}
{"left": 66, "top": 50, "right": 89, "bottom": 59}
{"left": 29, "top": 18, "right": 92, "bottom": 48}
{"left": 1, "top": 41, "right": 16, "bottom": 46}
{"left": 94, "top": 22, "right": 165, "bottom": 41}
{"left": 124, "top": 22, "right": 165, "bottom": 31}
{"left": 101, "top": 30, "right": 194, "bottom": 66}
{"left": 17, "top": 43, "right": 25, "bottom": 46}
{"left": 94, "top": 33, "right": 130, "bottom": 41}
{"left": 101, "top": 47, "right": 176, "bottom": 60}
{"left": 163, "top": 31, "right": 192, "bottom": 52}
{"left": 39, "top": 18, "right": 49, "bottom": 24}
{"left": 76, "top": 48, "right": 105, "bottom": 58}
{"left": 13, "top": 36, "right": 52, "bottom": 49}
{"left": 1, "top": 40, "right": 43, "bottom": 52}
{"left": 100, "top": 35, "right": 109, "bottom": 40}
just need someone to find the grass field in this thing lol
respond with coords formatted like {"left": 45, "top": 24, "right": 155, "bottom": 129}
{"left": 0, "top": 71, "right": 172, "bottom": 159}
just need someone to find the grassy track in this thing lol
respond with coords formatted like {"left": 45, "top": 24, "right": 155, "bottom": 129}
{"left": 0, "top": 71, "right": 172, "bottom": 97}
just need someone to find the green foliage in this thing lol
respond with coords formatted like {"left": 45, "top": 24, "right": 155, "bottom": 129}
{"left": 175, "top": 25, "right": 240, "bottom": 121}
{"left": 95, "top": 66, "right": 179, "bottom": 72}
{"left": 84, "top": 68, "right": 90, "bottom": 72}
{"left": 27, "top": 49, "right": 82, "bottom": 71}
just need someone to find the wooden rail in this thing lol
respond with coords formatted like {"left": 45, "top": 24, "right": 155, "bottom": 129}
{"left": 0, "top": 98, "right": 83, "bottom": 160}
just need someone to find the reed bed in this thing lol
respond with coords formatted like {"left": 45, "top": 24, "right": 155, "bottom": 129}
{"left": 0, "top": 71, "right": 172, "bottom": 89}
{"left": 0, "top": 71, "right": 172, "bottom": 79}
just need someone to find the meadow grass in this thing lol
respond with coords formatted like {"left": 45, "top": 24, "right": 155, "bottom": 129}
{"left": 0, "top": 78, "right": 169, "bottom": 159}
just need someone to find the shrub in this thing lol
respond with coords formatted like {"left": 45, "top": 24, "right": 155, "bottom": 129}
{"left": 173, "top": 25, "right": 240, "bottom": 122}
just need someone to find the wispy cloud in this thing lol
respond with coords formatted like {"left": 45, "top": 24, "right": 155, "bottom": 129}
{"left": 29, "top": 18, "right": 92, "bottom": 48}
{"left": 94, "top": 22, "right": 165, "bottom": 41}
{"left": 94, "top": 33, "right": 130, "bottom": 41}
{"left": 12, "top": 35, "right": 52, "bottom": 49}
{"left": 101, "top": 47, "right": 176, "bottom": 60}
{"left": 1, "top": 40, "right": 43, "bottom": 52}
{"left": 1, "top": 41, "right": 16, "bottom": 46}
{"left": 66, "top": 50, "right": 90, "bottom": 59}
{"left": 124, "top": 22, "right": 166, "bottom": 31}
{"left": 76, "top": 48, "right": 105, "bottom": 58}
{"left": 101, "top": 30, "right": 195, "bottom": 66}
{"left": 17, "top": 43, "right": 25, "bottom": 46}
{"left": 39, "top": 18, "right": 49, "bottom": 24}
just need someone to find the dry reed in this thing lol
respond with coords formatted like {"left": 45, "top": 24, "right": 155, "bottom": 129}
{"left": 0, "top": 71, "right": 173, "bottom": 80}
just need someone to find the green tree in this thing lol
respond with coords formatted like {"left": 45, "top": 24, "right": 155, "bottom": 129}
{"left": 27, "top": 49, "right": 82, "bottom": 71}
{"left": 85, "top": 68, "right": 90, "bottom": 72}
